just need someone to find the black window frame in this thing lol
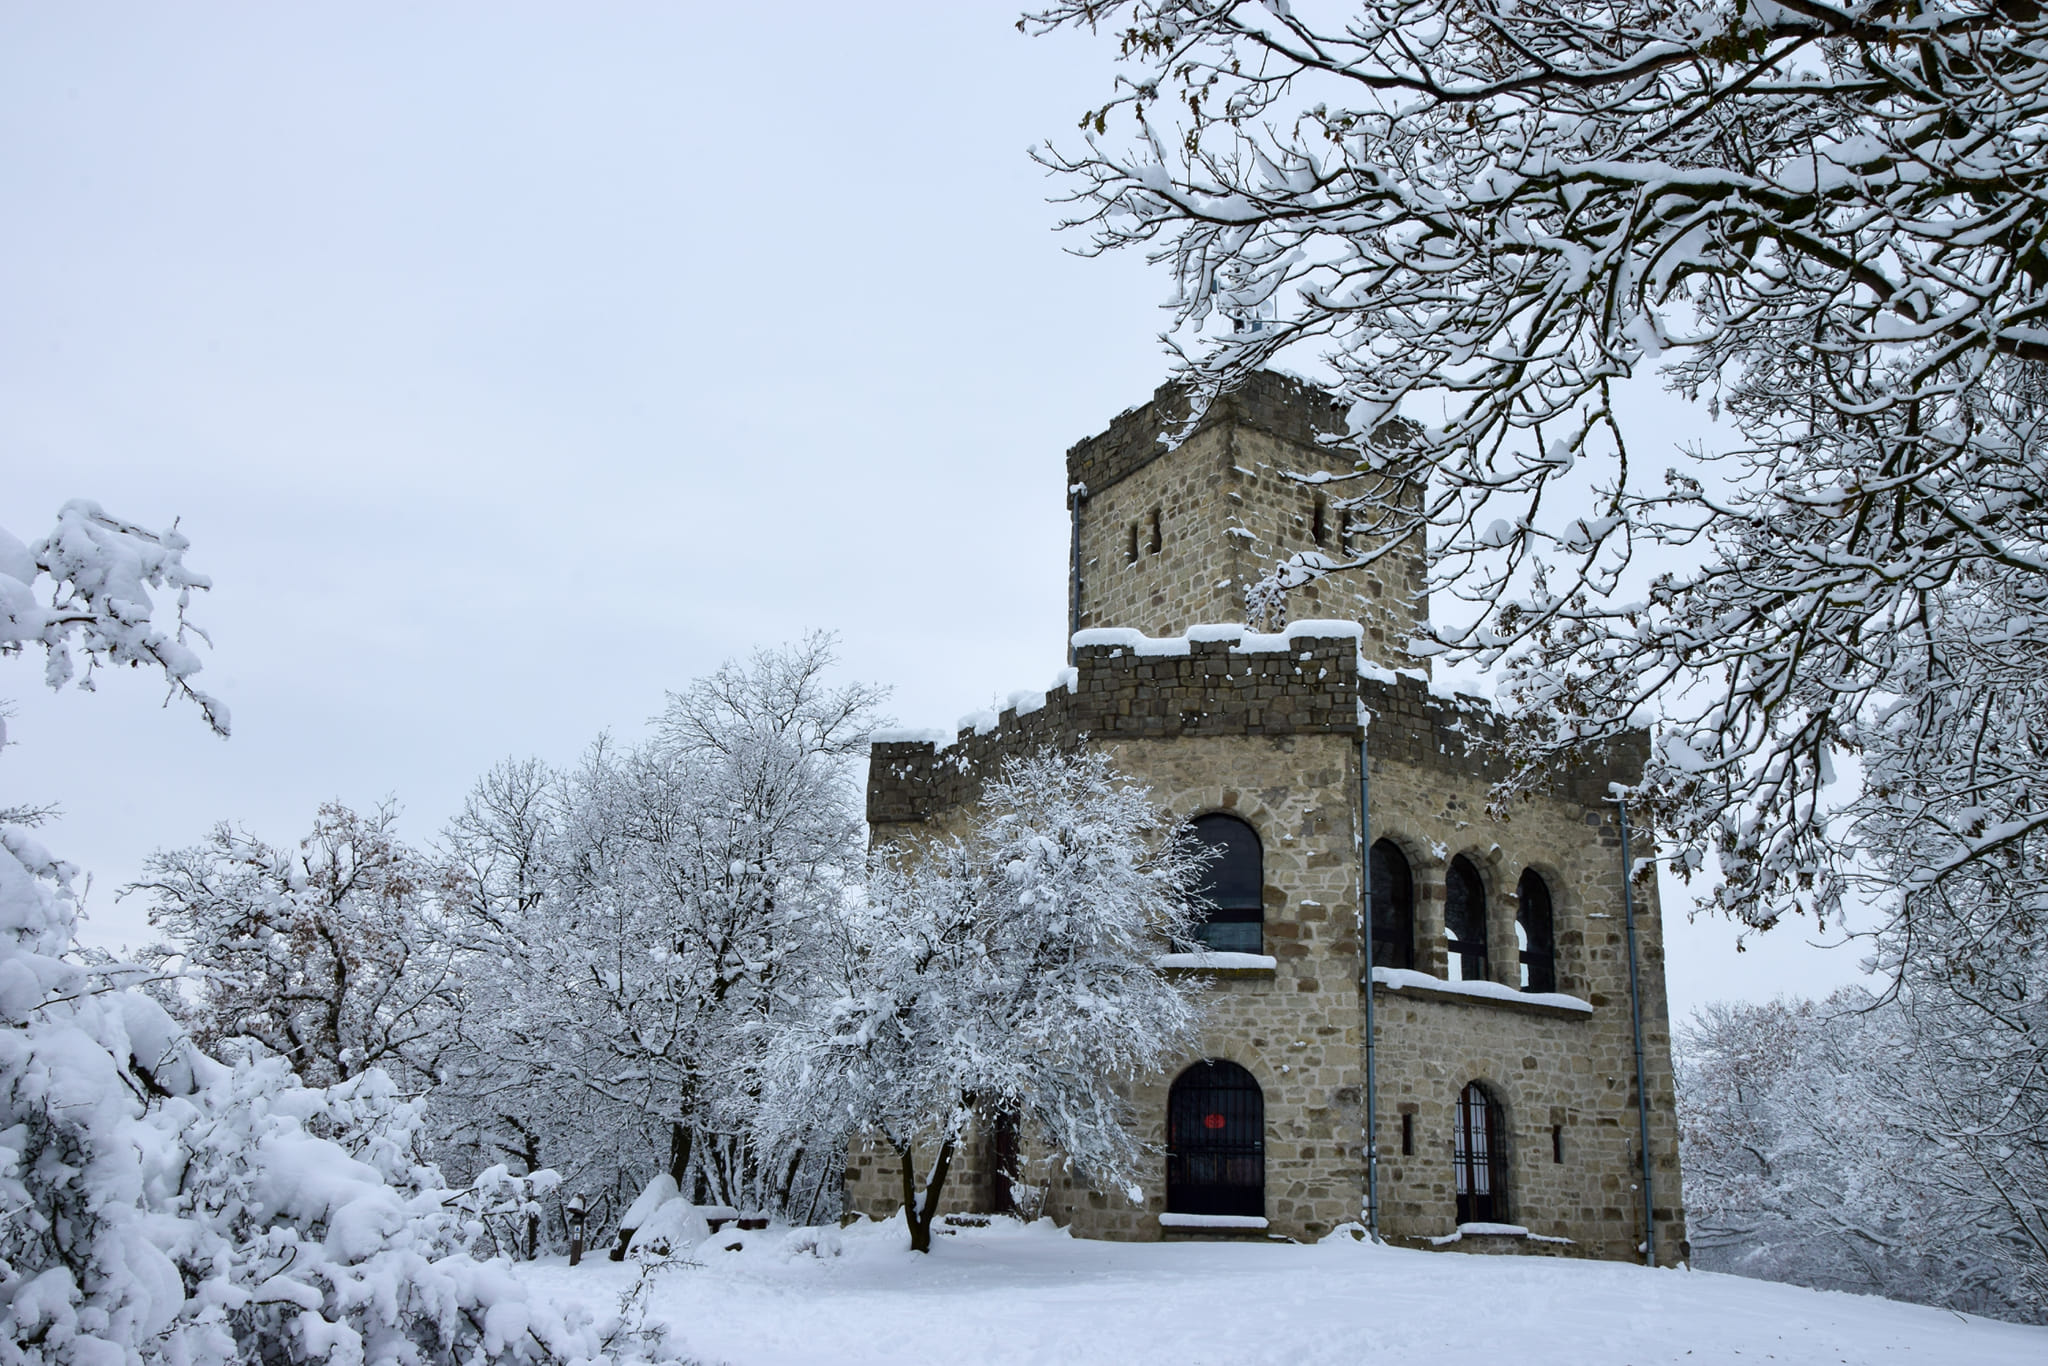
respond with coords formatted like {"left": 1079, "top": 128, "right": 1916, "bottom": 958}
{"left": 1444, "top": 856, "right": 1490, "bottom": 982}
{"left": 1453, "top": 1081, "right": 1509, "bottom": 1225}
{"left": 1166, "top": 1060, "right": 1265, "bottom": 1217}
{"left": 1517, "top": 869, "right": 1558, "bottom": 994}
{"left": 1369, "top": 839, "right": 1416, "bottom": 971}
{"left": 1188, "top": 812, "right": 1263, "bottom": 955}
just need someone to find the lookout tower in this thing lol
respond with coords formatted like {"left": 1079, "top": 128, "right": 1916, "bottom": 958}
{"left": 849, "top": 373, "right": 1685, "bottom": 1262}
{"left": 1066, "top": 370, "right": 1427, "bottom": 663}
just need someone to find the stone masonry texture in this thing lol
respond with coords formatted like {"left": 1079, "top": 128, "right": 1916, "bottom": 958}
{"left": 848, "top": 374, "right": 1685, "bottom": 1264}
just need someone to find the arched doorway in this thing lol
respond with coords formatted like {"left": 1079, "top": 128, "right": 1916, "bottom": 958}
{"left": 1453, "top": 1082, "right": 1509, "bottom": 1225}
{"left": 1166, "top": 1060, "right": 1264, "bottom": 1217}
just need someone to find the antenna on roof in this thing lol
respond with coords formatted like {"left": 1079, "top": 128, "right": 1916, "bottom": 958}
{"left": 1208, "top": 275, "right": 1278, "bottom": 335}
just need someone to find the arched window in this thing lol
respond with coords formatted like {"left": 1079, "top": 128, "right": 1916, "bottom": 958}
{"left": 1166, "top": 1060, "right": 1264, "bottom": 1217}
{"left": 1369, "top": 839, "right": 1414, "bottom": 971}
{"left": 1517, "top": 870, "right": 1557, "bottom": 993}
{"left": 1189, "top": 813, "right": 1262, "bottom": 954}
{"left": 1453, "top": 1082, "right": 1509, "bottom": 1225}
{"left": 1444, "top": 856, "right": 1489, "bottom": 982}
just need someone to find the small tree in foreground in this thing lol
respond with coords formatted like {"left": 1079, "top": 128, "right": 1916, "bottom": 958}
{"left": 766, "top": 748, "right": 1203, "bottom": 1252}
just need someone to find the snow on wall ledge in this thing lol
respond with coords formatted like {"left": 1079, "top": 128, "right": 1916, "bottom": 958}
{"left": 1370, "top": 966, "right": 1594, "bottom": 1015}
{"left": 1070, "top": 619, "right": 1363, "bottom": 658}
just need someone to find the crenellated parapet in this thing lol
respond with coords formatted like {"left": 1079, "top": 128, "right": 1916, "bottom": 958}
{"left": 869, "top": 622, "right": 1364, "bottom": 827}
{"left": 867, "top": 621, "right": 1647, "bottom": 827}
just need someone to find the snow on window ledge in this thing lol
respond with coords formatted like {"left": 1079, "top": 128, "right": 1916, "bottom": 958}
{"left": 1369, "top": 966, "right": 1593, "bottom": 1015}
{"left": 1159, "top": 1213, "right": 1270, "bottom": 1230}
{"left": 1156, "top": 952, "right": 1278, "bottom": 973}
{"left": 1427, "top": 1222, "right": 1575, "bottom": 1246}
{"left": 1429, "top": 1222, "right": 1529, "bottom": 1245}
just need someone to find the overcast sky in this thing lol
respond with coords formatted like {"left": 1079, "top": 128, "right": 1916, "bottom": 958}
{"left": 1, "top": 2, "right": 1867, "bottom": 1018}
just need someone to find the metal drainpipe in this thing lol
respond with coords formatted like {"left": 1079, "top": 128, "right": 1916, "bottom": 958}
{"left": 1067, "top": 482, "right": 1088, "bottom": 664}
{"left": 1358, "top": 726, "right": 1381, "bottom": 1242}
{"left": 1613, "top": 793, "right": 1656, "bottom": 1268}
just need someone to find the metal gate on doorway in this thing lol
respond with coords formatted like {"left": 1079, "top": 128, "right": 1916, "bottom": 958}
{"left": 1166, "top": 1060, "right": 1264, "bottom": 1217}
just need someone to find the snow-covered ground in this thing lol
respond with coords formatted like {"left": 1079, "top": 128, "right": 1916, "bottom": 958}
{"left": 518, "top": 1217, "right": 2045, "bottom": 1365}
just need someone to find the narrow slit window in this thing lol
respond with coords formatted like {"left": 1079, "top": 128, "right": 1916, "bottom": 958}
{"left": 1401, "top": 1112, "right": 1415, "bottom": 1157}
{"left": 1552, "top": 1124, "right": 1564, "bottom": 1164}
{"left": 1127, "top": 523, "right": 1140, "bottom": 565}
{"left": 1148, "top": 507, "right": 1163, "bottom": 555}
{"left": 1312, "top": 495, "right": 1328, "bottom": 546}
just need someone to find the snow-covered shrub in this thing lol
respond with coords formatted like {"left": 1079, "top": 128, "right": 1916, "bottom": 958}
{"left": 443, "top": 1163, "right": 566, "bottom": 1263}
{"left": 626, "top": 1203, "right": 710, "bottom": 1260}
{"left": 777, "top": 1226, "right": 841, "bottom": 1260}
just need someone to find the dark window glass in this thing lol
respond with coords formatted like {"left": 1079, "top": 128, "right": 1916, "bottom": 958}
{"left": 1369, "top": 840, "right": 1414, "bottom": 971}
{"left": 1189, "top": 813, "right": 1262, "bottom": 954}
{"left": 1453, "top": 1082, "right": 1509, "bottom": 1225}
{"left": 1166, "top": 1060, "right": 1264, "bottom": 1216}
{"left": 1551, "top": 1123, "right": 1564, "bottom": 1165}
{"left": 1444, "top": 856, "right": 1489, "bottom": 982}
{"left": 1401, "top": 1111, "right": 1415, "bottom": 1156}
{"left": 1517, "top": 870, "right": 1557, "bottom": 993}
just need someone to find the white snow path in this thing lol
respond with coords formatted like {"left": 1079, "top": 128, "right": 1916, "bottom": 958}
{"left": 515, "top": 1220, "right": 2045, "bottom": 1365}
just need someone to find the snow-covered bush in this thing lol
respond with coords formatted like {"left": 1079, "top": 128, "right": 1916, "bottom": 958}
{"left": 0, "top": 504, "right": 686, "bottom": 1365}
{"left": 764, "top": 748, "right": 1204, "bottom": 1252}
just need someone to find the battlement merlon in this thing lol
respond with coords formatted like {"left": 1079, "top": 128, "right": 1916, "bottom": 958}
{"left": 866, "top": 622, "right": 1653, "bottom": 828}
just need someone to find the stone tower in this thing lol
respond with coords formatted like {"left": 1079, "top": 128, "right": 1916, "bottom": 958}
{"left": 1066, "top": 370, "right": 1426, "bottom": 664}
{"left": 848, "top": 373, "right": 1686, "bottom": 1263}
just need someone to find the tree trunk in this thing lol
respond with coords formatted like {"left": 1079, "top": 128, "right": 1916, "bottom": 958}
{"left": 898, "top": 1137, "right": 956, "bottom": 1254}
{"left": 668, "top": 1121, "right": 692, "bottom": 1186}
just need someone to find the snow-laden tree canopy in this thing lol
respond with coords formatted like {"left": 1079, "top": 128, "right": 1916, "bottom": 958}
{"left": 1680, "top": 986, "right": 2045, "bottom": 1321}
{"left": 1026, "top": 0, "right": 2048, "bottom": 945}
{"left": 438, "top": 636, "right": 884, "bottom": 1226}
{"left": 136, "top": 801, "right": 462, "bottom": 1090}
{"left": 766, "top": 749, "right": 1205, "bottom": 1252}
